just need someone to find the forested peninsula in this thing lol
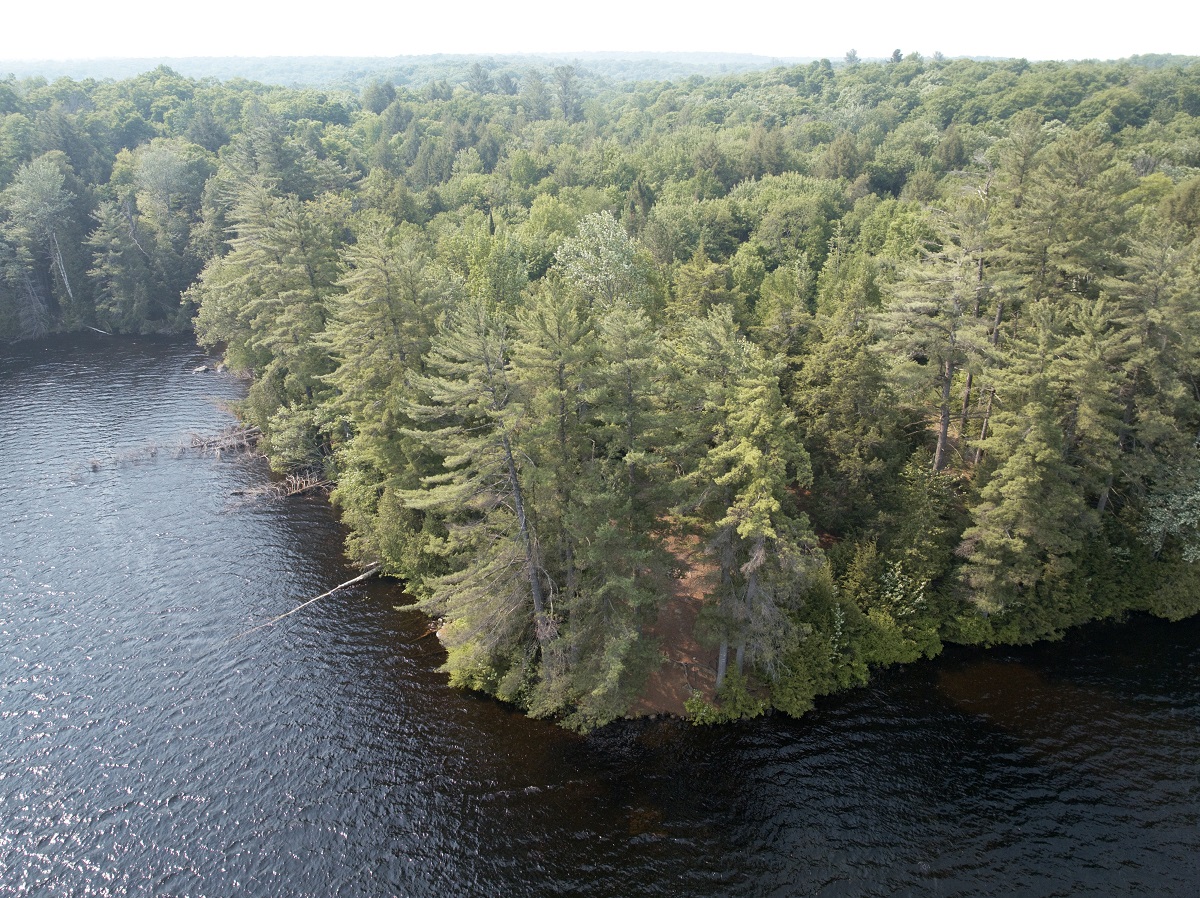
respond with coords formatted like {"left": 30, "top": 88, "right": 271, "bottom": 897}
{"left": 5, "top": 55, "right": 1200, "bottom": 729}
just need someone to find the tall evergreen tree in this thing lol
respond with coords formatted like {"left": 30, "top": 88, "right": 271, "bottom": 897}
{"left": 667, "top": 306, "right": 817, "bottom": 686}
{"left": 884, "top": 217, "right": 990, "bottom": 472}
{"left": 189, "top": 179, "right": 343, "bottom": 467}
{"left": 400, "top": 292, "right": 553, "bottom": 700}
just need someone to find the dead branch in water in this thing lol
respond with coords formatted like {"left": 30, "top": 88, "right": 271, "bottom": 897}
{"left": 231, "top": 469, "right": 331, "bottom": 503}
{"left": 278, "top": 470, "right": 332, "bottom": 497}
{"left": 190, "top": 425, "right": 261, "bottom": 454}
{"left": 70, "top": 439, "right": 180, "bottom": 477}
{"left": 229, "top": 563, "right": 381, "bottom": 641}
{"left": 71, "top": 425, "right": 260, "bottom": 478}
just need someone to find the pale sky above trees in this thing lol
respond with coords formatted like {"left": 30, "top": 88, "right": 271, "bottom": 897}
{"left": 1, "top": 0, "right": 1192, "bottom": 62}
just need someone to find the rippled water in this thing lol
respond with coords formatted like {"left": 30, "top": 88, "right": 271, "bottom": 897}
{"left": 2, "top": 335, "right": 1198, "bottom": 897}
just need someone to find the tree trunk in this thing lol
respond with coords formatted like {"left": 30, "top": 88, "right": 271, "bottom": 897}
{"left": 49, "top": 230, "right": 74, "bottom": 303}
{"left": 1097, "top": 393, "right": 1136, "bottom": 513}
{"left": 1096, "top": 473, "right": 1115, "bottom": 514}
{"left": 933, "top": 358, "right": 953, "bottom": 472}
{"left": 990, "top": 299, "right": 1004, "bottom": 346}
{"left": 120, "top": 199, "right": 151, "bottom": 258}
{"left": 715, "top": 516, "right": 737, "bottom": 690}
{"left": 959, "top": 370, "right": 974, "bottom": 442}
{"left": 555, "top": 361, "right": 578, "bottom": 599}
{"left": 502, "top": 431, "right": 547, "bottom": 626}
{"left": 625, "top": 366, "right": 637, "bottom": 490}
{"left": 715, "top": 640, "right": 729, "bottom": 689}
{"left": 973, "top": 388, "right": 995, "bottom": 466}
{"left": 19, "top": 272, "right": 48, "bottom": 337}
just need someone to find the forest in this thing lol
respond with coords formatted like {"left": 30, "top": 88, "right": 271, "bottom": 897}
{"left": 3, "top": 53, "right": 1200, "bottom": 729}
{"left": 0, "top": 51, "right": 803, "bottom": 88}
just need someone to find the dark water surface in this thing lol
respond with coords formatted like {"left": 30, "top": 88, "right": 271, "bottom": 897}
{"left": 2, "top": 336, "right": 1198, "bottom": 897}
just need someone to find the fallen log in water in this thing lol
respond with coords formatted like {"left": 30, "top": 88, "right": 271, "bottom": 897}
{"left": 231, "top": 470, "right": 332, "bottom": 502}
{"left": 229, "top": 563, "right": 381, "bottom": 641}
{"left": 190, "top": 425, "right": 261, "bottom": 454}
{"left": 279, "top": 471, "right": 332, "bottom": 497}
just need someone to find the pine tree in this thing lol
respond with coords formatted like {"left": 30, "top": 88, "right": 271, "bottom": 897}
{"left": 994, "top": 126, "right": 1131, "bottom": 307}
{"left": 705, "top": 349, "right": 817, "bottom": 683}
{"left": 324, "top": 212, "right": 447, "bottom": 434}
{"left": 565, "top": 299, "right": 672, "bottom": 725}
{"left": 400, "top": 292, "right": 552, "bottom": 698}
{"left": 189, "top": 179, "right": 343, "bottom": 468}
{"left": 749, "top": 255, "right": 814, "bottom": 363}
{"left": 668, "top": 240, "right": 747, "bottom": 326}
{"left": 319, "top": 212, "right": 454, "bottom": 578}
{"left": 1096, "top": 217, "right": 1200, "bottom": 513}
{"left": 509, "top": 286, "right": 672, "bottom": 725}
{"left": 87, "top": 199, "right": 166, "bottom": 332}
{"left": 512, "top": 280, "right": 596, "bottom": 647}
{"left": 959, "top": 396, "right": 1090, "bottom": 617}
{"left": 667, "top": 306, "right": 817, "bottom": 688}
{"left": 791, "top": 300, "right": 908, "bottom": 535}
{"left": 883, "top": 213, "right": 991, "bottom": 472}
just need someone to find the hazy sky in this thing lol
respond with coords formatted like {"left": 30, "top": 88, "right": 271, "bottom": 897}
{"left": 1, "top": 1, "right": 1192, "bottom": 62}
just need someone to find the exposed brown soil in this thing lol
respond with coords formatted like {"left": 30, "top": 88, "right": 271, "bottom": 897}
{"left": 628, "top": 534, "right": 719, "bottom": 718}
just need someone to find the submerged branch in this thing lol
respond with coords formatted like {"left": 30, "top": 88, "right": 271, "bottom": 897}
{"left": 229, "top": 563, "right": 381, "bottom": 641}
{"left": 190, "top": 425, "right": 261, "bottom": 454}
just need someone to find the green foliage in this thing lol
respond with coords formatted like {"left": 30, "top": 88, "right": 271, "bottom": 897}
{"left": 685, "top": 670, "right": 767, "bottom": 724}
{"left": 770, "top": 566, "right": 872, "bottom": 718}
{"left": 7, "top": 57, "right": 1200, "bottom": 728}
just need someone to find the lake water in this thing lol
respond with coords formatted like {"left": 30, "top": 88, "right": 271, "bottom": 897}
{"left": 2, "top": 335, "right": 1197, "bottom": 896}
